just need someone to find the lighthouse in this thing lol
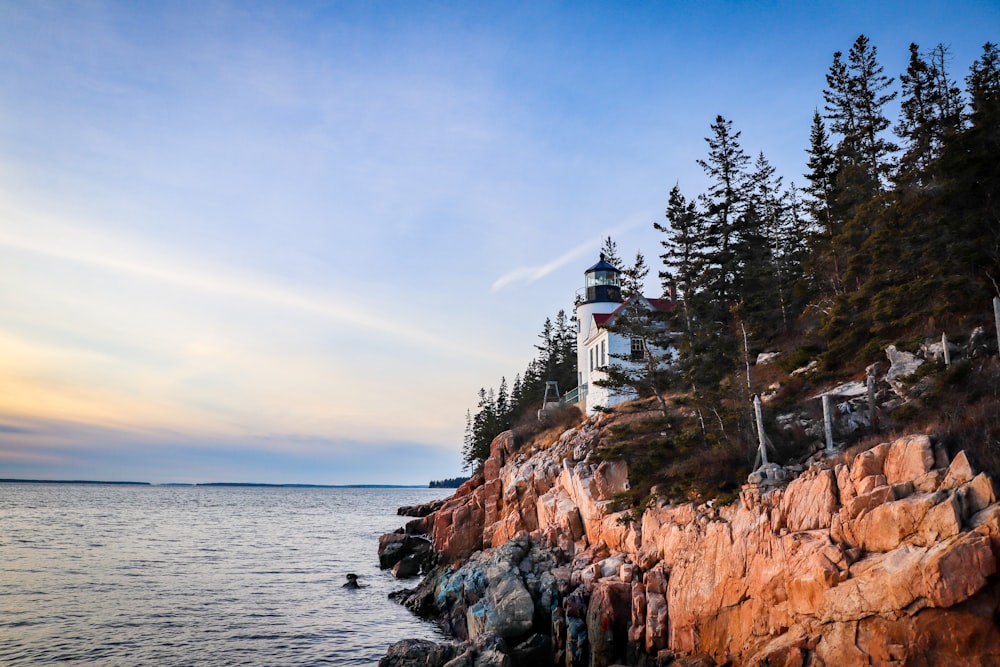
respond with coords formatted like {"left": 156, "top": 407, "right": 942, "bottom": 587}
{"left": 574, "top": 254, "right": 624, "bottom": 411}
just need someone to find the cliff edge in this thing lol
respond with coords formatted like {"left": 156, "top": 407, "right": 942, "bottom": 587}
{"left": 380, "top": 417, "right": 1000, "bottom": 666}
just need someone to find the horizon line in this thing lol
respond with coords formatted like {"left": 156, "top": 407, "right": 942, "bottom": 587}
{"left": 0, "top": 478, "right": 434, "bottom": 489}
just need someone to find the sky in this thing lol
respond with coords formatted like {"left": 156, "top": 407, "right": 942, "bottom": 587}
{"left": 0, "top": 1, "right": 996, "bottom": 484}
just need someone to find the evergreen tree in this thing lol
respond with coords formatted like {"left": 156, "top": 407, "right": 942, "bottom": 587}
{"left": 844, "top": 34, "right": 899, "bottom": 189}
{"left": 509, "top": 373, "right": 523, "bottom": 415}
{"left": 462, "top": 409, "right": 475, "bottom": 470}
{"left": 622, "top": 250, "right": 650, "bottom": 300}
{"left": 535, "top": 317, "right": 556, "bottom": 380}
{"left": 742, "top": 152, "right": 787, "bottom": 335}
{"left": 655, "top": 184, "right": 702, "bottom": 309}
{"left": 896, "top": 43, "right": 939, "bottom": 181}
{"left": 600, "top": 236, "right": 622, "bottom": 269}
{"left": 552, "top": 309, "right": 578, "bottom": 394}
{"left": 967, "top": 42, "right": 1000, "bottom": 120}
{"left": 928, "top": 44, "right": 965, "bottom": 138}
{"left": 496, "top": 377, "right": 510, "bottom": 430}
{"left": 803, "top": 110, "right": 845, "bottom": 295}
{"left": 895, "top": 43, "right": 962, "bottom": 184}
{"left": 697, "top": 115, "right": 751, "bottom": 303}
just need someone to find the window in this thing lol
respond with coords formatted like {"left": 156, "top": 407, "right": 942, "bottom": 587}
{"left": 600, "top": 341, "right": 606, "bottom": 367}
{"left": 631, "top": 337, "right": 646, "bottom": 360}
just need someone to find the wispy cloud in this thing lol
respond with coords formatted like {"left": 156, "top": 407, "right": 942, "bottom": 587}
{"left": 490, "top": 215, "right": 648, "bottom": 291}
{"left": 0, "top": 200, "right": 498, "bottom": 363}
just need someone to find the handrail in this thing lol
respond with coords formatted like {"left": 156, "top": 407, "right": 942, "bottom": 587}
{"left": 563, "top": 384, "right": 588, "bottom": 405}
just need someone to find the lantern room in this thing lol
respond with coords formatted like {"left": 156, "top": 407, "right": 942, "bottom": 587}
{"left": 583, "top": 254, "right": 623, "bottom": 304}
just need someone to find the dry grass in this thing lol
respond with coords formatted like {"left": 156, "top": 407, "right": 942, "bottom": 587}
{"left": 590, "top": 397, "right": 751, "bottom": 508}
{"left": 511, "top": 403, "right": 584, "bottom": 452}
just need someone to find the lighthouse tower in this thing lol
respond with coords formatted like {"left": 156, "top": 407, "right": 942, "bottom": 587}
{"left": 574, "top": 254, "right": 623, "bottom": 409}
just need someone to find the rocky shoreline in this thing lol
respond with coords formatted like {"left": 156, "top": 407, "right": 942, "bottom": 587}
{"left": 377, "top": 415, "right": 1000, "bottom": 666}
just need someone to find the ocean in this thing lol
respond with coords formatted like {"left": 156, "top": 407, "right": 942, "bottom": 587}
{"left": 0, "top": 483, "right": 451, "bottom": 666}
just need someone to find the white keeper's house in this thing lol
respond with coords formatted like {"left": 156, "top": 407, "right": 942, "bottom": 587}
{"left": 571, "top": 254, "right": 676, "bottom": 415}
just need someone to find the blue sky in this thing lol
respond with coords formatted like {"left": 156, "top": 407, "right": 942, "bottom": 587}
{"left": 0, "top": 1, "right": 996, "bottom": 484}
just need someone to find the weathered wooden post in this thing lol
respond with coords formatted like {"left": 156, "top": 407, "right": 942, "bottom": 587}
{"left": 753, "top": 394, "right": 768, "bottom": 466}
{"left": 822, "top": 394, "right": 834, "bottom": 453}
{"left": 994, "top": 297, "right": 1000, "bottom": 358}
{"left": 942, "top": 332, "right": 951, "bottom": 366}
{"left": 867, "top": 369, "right": 877, "bottom": 427}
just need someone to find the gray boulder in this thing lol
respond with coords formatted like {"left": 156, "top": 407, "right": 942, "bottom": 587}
{"left": 379, "top": 639, "right": 459, "bottom": 667}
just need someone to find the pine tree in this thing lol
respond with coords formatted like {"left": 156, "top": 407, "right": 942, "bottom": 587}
{"left": 496, "top": 377, "right": 510, "bottom": 430}
{"left": 655, "top": 184, "right": 703, "bottom": 310}
{"left": 802, "top": 110, "right": 846, "bottom": 297}
{"left": 928, "top": 44, "right": 965, "bottom": 139}
{"left": 744, "top": 152, "right": 789, "bottom": 334}
{"left": 895, "top": 43, "right": 962, "bottom": 184}
{"left": 697, "top": 115, "right": 751, "bottom": 303}
{"left": 622, "top": 250, "right": 650, "bottom": 300}
{"left": 845, "top": 35, "right": 899, "bottom": 189}
{"left": 896, "top": 43, "right": 939, "bottom": 181}
{"left": 462, "top": 409, "right": 475, "bottom": 471}
{"left": 552, "top": 309, "right": 578, "bottom": 394}
{"left": 509, "top": 373, "right": 523, "bottom": 416}
{"left": 967, "top": 42, "right": 1000, "bottom": 121}
{"left": 600, "top": 236, "right": 622, "bottom": 269}
{"left": 535, "top": 317, "right": 556, "bottom": 380}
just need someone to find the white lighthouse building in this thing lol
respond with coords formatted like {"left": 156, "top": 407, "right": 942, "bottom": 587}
{"left": 573, "top": 255, "right": 675, "bottom": 415}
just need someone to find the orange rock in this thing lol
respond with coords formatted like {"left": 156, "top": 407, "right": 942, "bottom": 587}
{"left": 419, "top": 428, "right": 1000, "bottom": 666}
{"left": 961, "top": 473, "right": 997, "bottom": 516}
{"left": 883, "top": 434, "right": 935, "bottom": 485}
{"left": 849, "top": 441, "right": 891, "bottom": 485}
{"left": 645, "top": 591, "right": 668, "bottom": 655}
{"left": 778, "top": 468, "right": 839, "bottom": 532}
{"left": 833, "top": 492, "right": 958, "bottom": 552}
{"left": 940, "top": 450, "right": 975, "bottom": 490}
{"left": 819, "top": 531, "right": 994, "bottom": 622}
{"left": 629, "top": 580, "right": 647, "bottom": 652}
{"left": 843, "top": 483, "right": 894, "bottom": 520}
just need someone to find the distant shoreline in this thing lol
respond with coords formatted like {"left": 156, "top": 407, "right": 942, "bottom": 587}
{"left": 0, "top": 479, "right": 429, "bottom": 488}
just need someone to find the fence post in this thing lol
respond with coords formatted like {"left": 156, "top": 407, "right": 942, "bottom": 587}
{"left": 867, "top": 370, "right": 877, "bottom": 427}
{"left": 754, "top": 395, "right": 768, "bottom": 467}
{"left": 942, "top": 332, "right": 951, "bottom": 366}
{"left": 994, "top": 297, "right": 1000, "bottom": 358}
{"left": 822, "top": 394, "right": 834, "bottom": 453}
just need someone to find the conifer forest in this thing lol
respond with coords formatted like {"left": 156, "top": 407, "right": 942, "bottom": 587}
{"left": 463, "top": 36, "right": 1000, "bottom": 473}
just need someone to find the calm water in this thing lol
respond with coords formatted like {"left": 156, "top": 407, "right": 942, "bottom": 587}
{"left": 0, "top": 483, "right": 450, "bottom": 666}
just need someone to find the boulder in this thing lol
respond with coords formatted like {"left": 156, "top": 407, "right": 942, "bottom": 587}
{"left": 778, "top": 468, "right": 839, "bottom": 532}
{"left": 380, "top": 534, "right": 435, "bottom": 575}
{"left": 379, "top": 639, "right": 459, "bottom": 667}
{"left": 507, "top": 633, "right": 551, "bottom": 665}
{"left": 941, "top": 450, "right": 975, "bottom": 490}
{"left": 398, "top": 498, "right": 448, "bottom": 517}
{"left": 883, "top": 435, "right": 935, "bottom": 485}
{"left": 884, "top": 345, "right": 925, "bottom": 396}
{"left": 818, "top": 532, "right": 995, "bottom": 622}
{"left": 645, "top": 592, "right": 669, "bottom": 655}
{"left": 592, "top": 460, "right": 629, "bottom": 501}
{"left": 629, "top": 580, "right": 647, "bottom": 658}
{"left": 379, "top": 533, "right": 408, "bottom": 569}
{"left": 393, "top": 554, "right": 422, "bottom": 579}
{"left": 586, "top": 580, "right": 631, "bottom": 667}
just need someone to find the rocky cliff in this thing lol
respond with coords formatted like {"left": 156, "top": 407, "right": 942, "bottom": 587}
{"left": 380, "top": 416, "right": 1000, "bottom": 666}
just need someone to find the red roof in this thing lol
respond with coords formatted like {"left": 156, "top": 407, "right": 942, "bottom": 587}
{"left": 593, "top": 296, "right": 676, "bottom": 329}
{"left": 646, "top": 298, "right": 676, "bottom": 312}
